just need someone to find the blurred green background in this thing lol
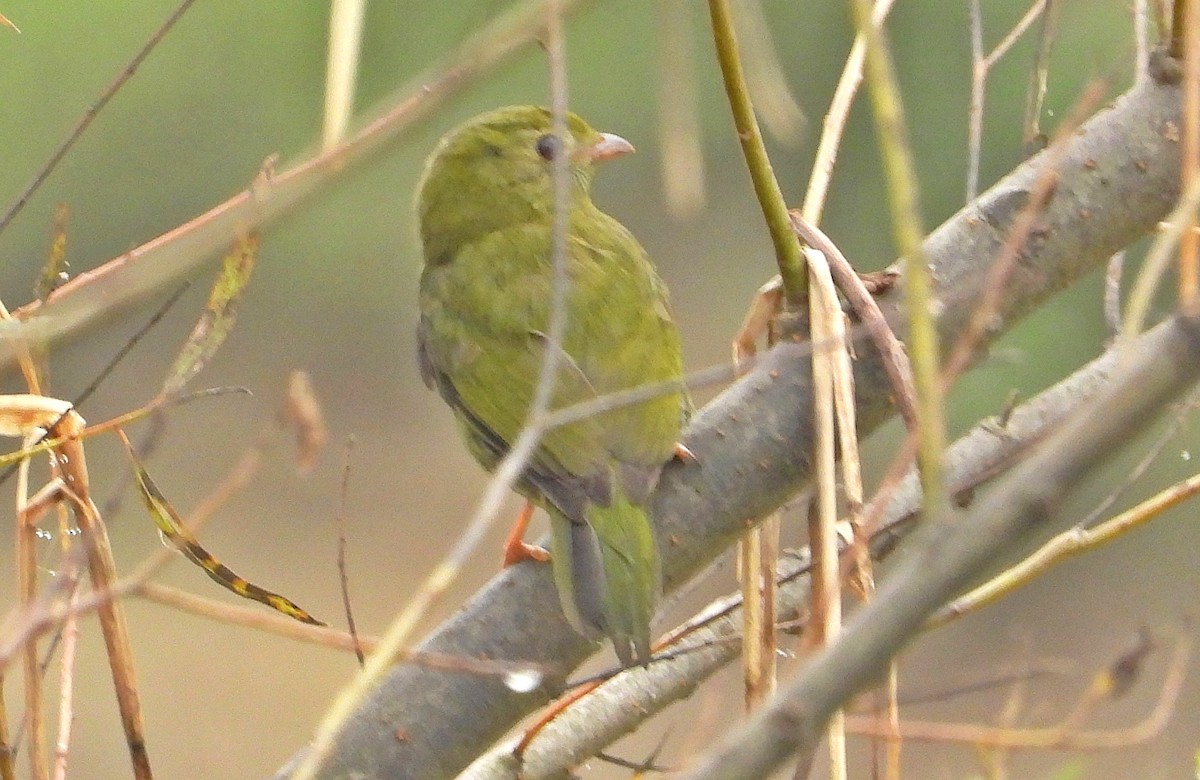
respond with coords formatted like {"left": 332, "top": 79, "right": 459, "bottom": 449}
{"left": 0, "top": 1, "right": 1196, "bottom": 778}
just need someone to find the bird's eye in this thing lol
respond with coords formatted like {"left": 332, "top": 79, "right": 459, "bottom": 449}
{"left": 535, "top": 133, "right": 562, "bottom": 161}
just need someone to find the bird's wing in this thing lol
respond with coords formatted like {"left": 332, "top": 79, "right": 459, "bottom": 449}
{"left": 417, "top": 215, "right": 683, "bottom": 513}
{"left": 418, "top": 222, "right": 610, "bottom": 517}
{"left": 564, "top": 210, "right": 684, "bottom": 476}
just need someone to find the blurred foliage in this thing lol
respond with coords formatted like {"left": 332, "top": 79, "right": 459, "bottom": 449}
{"left": 0, "top": 2, "right": 1192, "bottom": 778}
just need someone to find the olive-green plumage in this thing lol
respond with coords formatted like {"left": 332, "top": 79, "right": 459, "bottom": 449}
{"left": 415, "top": 106, "right": 685, "bottom": 665}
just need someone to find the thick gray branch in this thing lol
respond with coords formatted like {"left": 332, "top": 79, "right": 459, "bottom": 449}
{"left": 282, "top": 67, "right": 1183, "bottom": 780}
{"left": 462, "top": 318, "right": 1134, "bottom": 780}
{"left": 680, "top": 312, "right": 1200, "bottom": 779}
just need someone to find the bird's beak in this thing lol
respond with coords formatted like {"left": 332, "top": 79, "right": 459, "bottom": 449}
{"left": 583, "top": 132, "right": 635, "bottom": 163}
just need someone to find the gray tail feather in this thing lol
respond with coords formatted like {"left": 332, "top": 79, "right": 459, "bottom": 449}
{"left": 550, "top": 515, "right": 608, "bottom": 639}
{"left": 550, "top": 509, "right": 657, "bottom": 668}
{"left": 569, "top": 521, "right": 609, "bottom": 639}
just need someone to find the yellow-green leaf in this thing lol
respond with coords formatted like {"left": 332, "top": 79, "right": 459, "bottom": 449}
{"left": 36, "top": 202, "right": 70, "bottom": 301}
{"left": 121, "top": 431, "right": 323, "bottom": 625}
{"left": 162, "top": 231, "right": 258, "bottom": 397}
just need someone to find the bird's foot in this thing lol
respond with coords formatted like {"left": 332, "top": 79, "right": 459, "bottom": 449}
{"left": 501, "top": 501, "right": 551, "bottom": 567}
{"left": 503, "top": 540, "right": 550, "bottom": 567}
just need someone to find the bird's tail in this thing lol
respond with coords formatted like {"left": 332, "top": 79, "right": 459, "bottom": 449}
{"left": 549, "top": 488, "right": 661, "bottom": 667}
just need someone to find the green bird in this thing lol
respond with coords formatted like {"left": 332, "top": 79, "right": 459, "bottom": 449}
{"left": 415, "top": 106, "right": 686, "bottom": 666}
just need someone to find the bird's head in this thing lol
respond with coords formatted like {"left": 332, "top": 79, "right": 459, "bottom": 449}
{"left": 416, "top": 105, "right": 633, "bottom": 262}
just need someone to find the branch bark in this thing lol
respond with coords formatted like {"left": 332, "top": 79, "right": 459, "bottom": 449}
{"left": 680, "top": 310, "right": 1200, "bottom": 779}
{"left": 461, "top": 314, "right": 1138, "bottom": 779}
{"left": 278, "top": 61, "right": 1184, "bottom": 780}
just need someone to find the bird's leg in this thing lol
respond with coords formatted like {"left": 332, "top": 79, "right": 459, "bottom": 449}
{"left": 501, "top": 501, "right": 550, "bottom": 567}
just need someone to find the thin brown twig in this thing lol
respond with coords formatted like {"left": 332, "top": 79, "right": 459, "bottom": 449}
{"left": 42, "top": 499, "right": 80, "bottom": 780}
{"left": 16, "top": 448, "right": 48, "bottom": 780}
{"left": 7, "top": 495, "right": 82, "bottom": 747}
{"left": 1105, "top": 251, "right": 1126, "bottom": 341}
{"left": 1023, "top": 0, "right": 1061, "bottom": 147}
{"left": 322, "top": 0, "right": 366, "bottom": 152}
{"left": 51, "top": 446, "right": 152, "bottom": 779}
{"left": 478, "top": 315, "right": 1190, "bottom": 777}
{"left": 288, "top": 2, "right": 585, "bottom": 777}
{"left": 335, "top": 436, "right": 364, "bottom": 666}
{"left": 1179, "top": 0, "right": 1200, "bottom": 310}
{"left": 513, "top": 677, "right": 602, "bottom": 760}
{"left": 6, "top": 0, "right": 594, "bottom": 368}
{"left": 787, "top": 212, "right": 915, "bottom": 430}
{"left": 0, "top": 358, "right": 745, "bottom": 673}
{"left": 134, "top": 582, "right": 556, "bottom": 681}
{"left": 1079, "top": 386, "right": 1199, "bottom": 529}
{"left": 0, "top": 393, "right": 264, "bottom": 673}
{"left": 844, "top": 633, "right": 1191, "bottom": 750}
{"left": 984, "top": 0, "right": 1051, "bottom": 70}
{"left": 729, "top": 0, "right": 885, "bottom": 363}
{"left": 513, "top": 604, "right": 752, "bottom": 763}
{"left": 855, "top": 77, "right": 1109, "bottom": 548}
{"left": 0, "top": 673, "right": 12, "bottom": 780}
{"left": 803, "top": 0, "right": 899, "bottom": 224}
{"left": 1122, "top": 178, "right": 1200, "bottom": 340}
{"left": 968, "top": 0, "right": 1050, "bottom": 231}
{"left": 49, "top": 591, "right": 79, "bottom": 780}
{"left": 0, "top": 0, "right": 200, "bottom": 238}
{"left": 805, "top": 246, "right": 852, "bottom": 780}
{"left": 882, "top": 663, "right": 900, "bottom": 780}
{"left": 934, "top": 469, "right": 1200, "bottom": 625}
{"left": 738, "top": 523, "right": 766, "bottom": 708}
{"left": 967, "top": 0, "right": 986, "bottom": 202}
{"left": 3, "top": 292, "right": 51, "bottom": 780}
{"left": 849, "top": 0, "right": 946, "bottom": 530}
{"left": 299, "top": 0, "right": 587, "bottom": 684}
{"left": 944, "top": 78, "right": 1109, "bottom": 385}
{"left": 135, "top": 583, "right": 372, "bottom": 651}
{"left": 3, "top": 566, "right": 541, "bottom": 680}
{"left": 732, "top": 0, "right": 805, "bottom": 144}
{"left": 0, "top": 282, "right": 190, "bottom": 494}
{"left": 1171, "top": 0, "right": 1189, "bottom": 58}
{"left": 656, "top": 0, "right": 706, "bottom": 216}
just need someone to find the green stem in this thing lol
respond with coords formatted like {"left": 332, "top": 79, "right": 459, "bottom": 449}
{"left": 706, "top": 0, "right": 807, "bottom": 305}
{"left": 848, "top": 0, "right": 946, "bottom": 515}
{"left": 1171, "top": 0, "right": 1190, "bottom": 59}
